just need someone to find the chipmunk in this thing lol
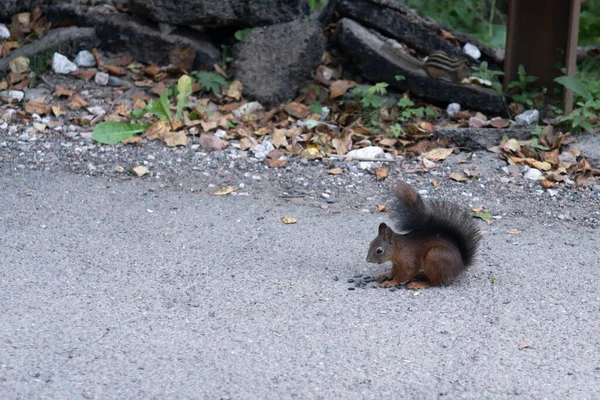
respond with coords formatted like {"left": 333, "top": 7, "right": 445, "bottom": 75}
{"left": 366, "top": 181, "right": 481, "bottom": 289}
{"left": 423, "top": 51, "right": 471, "bottom": 83}
{"left": 380, "top": 42, "right": 470, "bottom": 83}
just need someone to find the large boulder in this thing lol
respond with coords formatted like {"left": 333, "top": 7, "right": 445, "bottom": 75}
{"left": 129, "top": 0, "right": 309, "bottom": 28}
{"left": 41, "top": 3, "right": 220, "bottom": 70}
{"left": 232, "top": 19, "right": 325, "bottom": 107}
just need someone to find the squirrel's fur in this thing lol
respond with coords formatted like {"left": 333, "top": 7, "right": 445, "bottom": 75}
{"left": 366, "top": 181, "right": 481, "bottom": 289}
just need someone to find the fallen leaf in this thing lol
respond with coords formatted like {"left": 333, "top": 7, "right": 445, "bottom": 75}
{"left": 449, "top": 172, "right": 469, "bottom": 182}
{"left": 490, "top": 117, "right": 510, "bottom": 128}
{"left": 539, "top": 180, "right": 558, "bottom": 189}
{"left": 214, "top": 186, "right": 237, "bottom": 195}
{"left": 281, "top": 216, "right": 297, "bottom": 224}
{"left": 132, "top": 165, "right": 149, "bottom": 177}
{"left": 284, "top": 102, "right": 310, "bottom": 119}
{"left": 67, "top": 93, "right": 88, "bottom": 110}
{"left": 502, "top": 138, "right": 521, "bottom": 153}
{"left": 163, "top": 131, "right": 188, "bottom": 147}
{"left": 422, "top": 148, "right": 453, "bottom": 161}
{"left": 329, "top": 80, "right": 358, "bottom": 99}
{"left": 471, "top": 207, "right": 483, "bottom": 212}
{"left": 506, "top": 229, "right": 522, "bottom": 235}
{"left": 474, "top": 211, "right": 494, "bottom": 224}
{"left": 144, "top": 120, "right": 171, "bottom": 140}
{"left": 432, "top": 180, "right": 441, "bottom": 187}
{"left": 52, "top": 105, "right": 67, "bottom": 117}
{"left": 328, "top": 167, "right": 342, "bottom": 175}
{"left": 71, "top": 69, "right": 96, "bottom": 80}
{"left": 122, "top": 136, "right": 142, "bottom": 144}
{"left": 224, "top": 80, "right": 243, "bottom": 101}
{"left": 265, "top": 159, "right": 287, "bottom": 168}
{"left": 106, "top": 65, "right": 127, "bottom": 77}
{"left": 518, "top": 341, "right": 532, "bottom": 350}
{"left": 375, "top": 166, "right": 388, "bottom": 181}
{"left": 377, "top": 204, "right": 388, "bottom": 212}
{"left": 55, "top": 86, "right": 73, "bottom": 97}
{"left": 24, "top": 100, "right": 51, "bottom": 115}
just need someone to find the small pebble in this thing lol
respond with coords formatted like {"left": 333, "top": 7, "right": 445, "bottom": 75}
{"left": 347, "top": 279, "right": 355, "bottom": 283}
{"left": 354, "top": 273, "right": 362, "bottom": 278}
{"left": 348, "top": 287, "right": 355, "bottom": 291}
{"left": 327, "top": 198, "right": 336, "bottom": 204}
{"left": 332, "top": 276, "right": 339, "bottom": 281}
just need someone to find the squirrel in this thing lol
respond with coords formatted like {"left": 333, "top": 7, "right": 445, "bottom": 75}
{"left": 380, "top": 42, "right": 470, "bottom": 83}
{"left": 366, "top": 181, "right": 481, "bottom": 289}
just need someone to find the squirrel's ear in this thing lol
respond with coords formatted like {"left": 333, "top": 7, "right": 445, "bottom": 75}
{"left": 378, "top": 223, "right": 388, "bottom": 236}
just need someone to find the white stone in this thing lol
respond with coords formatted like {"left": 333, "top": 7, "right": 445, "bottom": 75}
{"left": 446, "top": 103, "right": 461, "bottom": 116}
{"left": 524, "top": 168, "right": 543, "bottom": 180}
{"left": 52, "top": 53, "right": 78, "bottom": 74}
{"left": 0, "top": 24, "right": 10, "bottom": 39}
{"left": 346, "top": 146, "right": 385, "bottom": 160}
{"left": 74, "top": 50, "right": 96, "bottom": 67}
{"left": 463, "top": 43, "right": 481, "bottom": 59}
{"left": 95, "top": 72, "right": 109, "bottom": 86}
{"left": 0, "top": 90, "right": 24, "bottom": 101}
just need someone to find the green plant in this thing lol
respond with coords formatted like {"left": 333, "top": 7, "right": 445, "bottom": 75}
{"left": 506, "top": 65, "right": 542, "bottom": 108}
{"left": 92, "top": 122, "right": 148, "bottom": 145}
{"left": 192, "top": 71, "right": 229, "bottom": 94}
{"left": 220, "top": 45, "right": 233, "bottom": 64}
{"left": 579, "top": 0, "right": 600, "bottom": 45}
{"left": 308, "top": 0, "right": 328, "bottom": 11}
{"left": 397, "top": 97, "right": 439, "bottom": 121}
{"left": 471, "top": 61, "right": 504, "bottom": 93}
{"left": 309, "top": 101, "right": 323, "bottom": 115}
{"left": 234, "top": 28, "right": 254, "bottom": 41}
{"left": 351, "top": 82, "right": 388, "bottom": 109}
{"left": 30, "top": 50, "right": 53, "bottom": 76}
{"left": 555, "top": 74, "right": 600, "bottom": 133}
{"left": 388, "top": 124, "right": 403, "bottom": 138}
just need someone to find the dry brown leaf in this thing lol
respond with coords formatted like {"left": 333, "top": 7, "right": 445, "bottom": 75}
{"left": 328, "top": 167, "right": 342, "bottom": 175}
{"left": 449, "top": 172, "right": 469, "bottom": 182}
{"left": 24, "top": 100, "right": 51, "bottom": 115}
{"left": 144, "top": 120, "right": 171, "bottom": 140}
{"left": 432, "top": 180, "right": 441, "bottom": 187}
{"left": 71, "top": 69, "right": 96, "bottom": 80}
{"left": 540, "top": 180, "right": 558, "bottom": 189}
{"left": 329, "top": 80, "right": 358, "bottom": 99}
{"left": 163, "top": 131, "right": 188, "bottom": 147}
{"left": 506, "top": 229, "right": 522, "bottom": 235}
{"left": 106, "top": 65, "right": 127, "bottom": 77}
{"left": 471, "top": 207, "right": 484, "bottom": 213}
{"left": 67, "top": 93, "right": 88, "bottom": 110}
{"left": 377, "top": 204, "right": 388, "bottom": 212}
{"left": 169, "top": 45, "right": 195, "bottom": 70}
{"left": 144, "top": 65, "right": 162, "bottom": 78}
{"left": 281, "top": 216, "right": 297, "bottom": 224}
{"left": 265, "top": 159, "right": 287, "bottom": 168}
{"left": 55, "top": 86, "right": 73, "bottom": 98}
{"left": 51, "top": 105, "right": 67, "bottom": 117}
{"left": 375, "top": 166, "right": 388, "bottom": 181}
{"left": 224, "top": 80, "right": 243, "bottom": 101}
{"left": 214, "top": 186, "right": 237, "bottom": 195}
{"left": 422, "top": 148, "right": 453, "bottom": 161}
{"left": 490, "top": 117, "right": 510, "bottom": 128}
{"left": 502, "top": 138, "right": 521, "bottom": 153}
{"left": 132, "top": 165, "right": 149, "bottom": 177}
{"left": 122, "top": 136, "right": 142, "bottom": 144}
{"left": 200, "top": 119, "right": 218, "bottom": 132}
{"left": 284, "top": 102, "right": 310, "bottom": 119}
{"left": 271, "top": 130, "right": 289, "bottom": 149}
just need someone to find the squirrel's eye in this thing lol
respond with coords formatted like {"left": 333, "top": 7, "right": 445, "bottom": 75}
{"left": 376, "top": 247, "right": 384, "bottom": 255}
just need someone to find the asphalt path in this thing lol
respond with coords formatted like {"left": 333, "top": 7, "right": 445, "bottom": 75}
{"left": 1, "top": 170, "right": 599, "bottom": 399}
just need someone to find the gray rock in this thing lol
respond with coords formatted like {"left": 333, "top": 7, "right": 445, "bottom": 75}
{"left": 346, "top": 146, "right": 385, "bottom": 159}
{"left": 0, "top": 24, "right": 10, "bottom": 40}
{"left": 233, "top": 19, "right": 325, "bottom": 107}
{"left": 129, "top": 0, "right": 308, "bottom": 27}
{"left": 446, "top": 103, "right": 461, "bottom": 116}
{"left": 515, "top": 109, "right": 539, "bottom": 126}
{"left": 0, "top": 0, "right": 37, "bottom": 19}
{"left": 524, "top": 168, "right": 543, "bottom": 181}
{"left": 0, "top": 90, "right": 24, "bottom": 101}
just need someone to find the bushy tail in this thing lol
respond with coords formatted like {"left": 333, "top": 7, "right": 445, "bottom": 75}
{"left": 391, "top": 182, "right": 481, "bottom": 266}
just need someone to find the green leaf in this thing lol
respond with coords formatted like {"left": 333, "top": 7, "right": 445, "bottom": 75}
{"left": 234, "top": 28, "right": 254, "bottom": 41}
{"left": 92, "top": 122, "right": 147, "bottom": 145}
{"left": 397, "top": 97, "right": 414, "bottom": 108}
{"left": 176, "top": 74, "right": 192, "bottom": 121}
{"left": 309, "top": 101, "right": 323, "bottom": 115}
{"left": 474, "top": 212, "right": 493, "bottom": 223}
{"left": 554, "top": 76, "right": 593, "bottom": 101}
{"left": 530, "top": 138, "right": 549, "bottom": 151}
{"left": 369, "top": 82, "right": 388, "bottom": 95}
{"left": 395, "top": 75, "right": 406, "bottom": 81}
{"left": 194, "top": 72, "right": 228, "bottom": 94}
{"left": 148, "top": 91, "right": 172, "bottom": 122}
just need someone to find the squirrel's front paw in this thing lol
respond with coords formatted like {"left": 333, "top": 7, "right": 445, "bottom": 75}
{"left": 406, "top": 280, "right": 432, "bottom": 290}
{"left": 374, "top": 273, "right": 390, "bottom": 283}
{"left": 380, "top": 279, "right": 402, "bottom": 288}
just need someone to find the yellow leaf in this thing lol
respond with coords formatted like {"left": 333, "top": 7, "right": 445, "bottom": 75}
{"left": 449, "top": 172, "right": 468, "bottom": 181}
{"left": 132, "top": 165, "right": 149, "bottom": 177}
{"left": 422, "top": 148, "right": 453, "bottom": 161}
{"left": 214, "top": 186, "right": 237, "bottom": 195}
{"left": 281, "top": 215, "right": 297, "bottom": 224}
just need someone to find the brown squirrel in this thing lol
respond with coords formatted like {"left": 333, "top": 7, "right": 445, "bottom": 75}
{"left": 366, "top": 182, "right": 481, "bottom": 289}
